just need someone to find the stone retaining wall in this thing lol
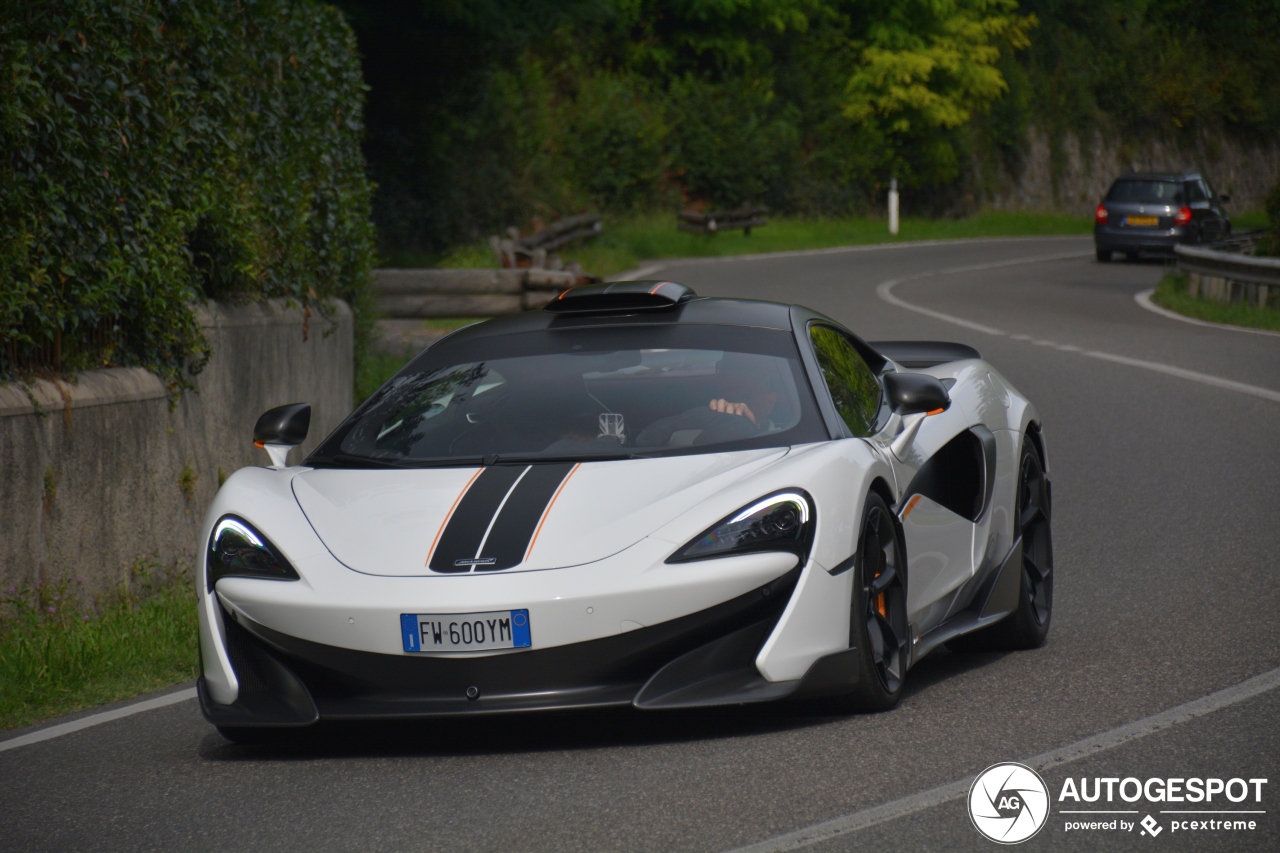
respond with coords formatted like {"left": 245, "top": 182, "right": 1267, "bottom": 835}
{"left": 981, "top": 128, "right": 1280, "bottom": 216}
{"left": 0, "top": 299, "right": 352, "bottom": 596}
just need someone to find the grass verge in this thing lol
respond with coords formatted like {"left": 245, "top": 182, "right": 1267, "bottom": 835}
{"left": 1231, "top": 209, "right": 1271, "bottom": 231}
{"left": 1151, "top": 272, "right": 1280, "bottom": 332}
{"left": 419, "top": 210, "right": 1092, "bottom": 278}
{"left": 0, "top": 561, "right": 198, "bottom": 731}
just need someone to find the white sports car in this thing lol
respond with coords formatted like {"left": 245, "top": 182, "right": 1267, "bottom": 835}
{"left": 198, "top": 281, "right": 1053, "bottom": 741}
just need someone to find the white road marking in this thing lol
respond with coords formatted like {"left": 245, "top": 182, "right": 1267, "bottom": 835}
{"left": 877, "top": 254, "right": 1280, "bottom": 405}
{"left": 1134, "top": 288, "right": 1280, "bottom": 338}
{"left": 1076, "top": 349, "right": 1280, "bottom": 403}
{"left": 0, "top": 687, "right": 197, "bottom": 754}
{"left": 726, "top": 665, "right": 1280, "bottom": 852}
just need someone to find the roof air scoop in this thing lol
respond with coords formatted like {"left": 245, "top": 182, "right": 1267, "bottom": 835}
{"left": 544, "top": 280, "right": 696, "bottom": 314}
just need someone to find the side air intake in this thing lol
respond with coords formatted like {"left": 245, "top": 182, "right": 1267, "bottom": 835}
{"left": 545, "top": 280, "right": 696, "bottom": 314}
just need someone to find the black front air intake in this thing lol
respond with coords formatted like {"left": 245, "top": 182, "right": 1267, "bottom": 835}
{"left": 544, "top": 280, "right": 696, "bottom": 314}
{"left": 207, "top": 567, "right": 799, "bottom": 720}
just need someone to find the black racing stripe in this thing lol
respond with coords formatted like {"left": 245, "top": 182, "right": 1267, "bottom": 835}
{"left": 429, "top": 466, "right": 526, "bottom": 572}
{"left": 474, "top": 462, "right": 576, "bottom": 571}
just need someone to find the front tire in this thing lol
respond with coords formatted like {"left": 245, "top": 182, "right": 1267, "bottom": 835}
{"left": 830, "top": 492, "right": 909, "bottom": 713}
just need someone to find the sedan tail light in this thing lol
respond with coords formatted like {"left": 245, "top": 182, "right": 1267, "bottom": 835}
{"left": 1095, "top": 204, "right": 1108, "bottom": 225}
{"left": 1174, "top": 206, "right": 1192, "bottom": 226}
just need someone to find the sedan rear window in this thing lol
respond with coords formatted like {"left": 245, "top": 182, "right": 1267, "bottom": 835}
{"left": 312, "top": 324, "right": 827, "bottom": 467}
{"left": 1106, "top": 180, "right": 1185, "bottom": 205}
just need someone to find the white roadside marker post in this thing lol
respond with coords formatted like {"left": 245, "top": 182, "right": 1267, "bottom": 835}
{"left": 889, "top": 177, "right": 900, "bottom": 236}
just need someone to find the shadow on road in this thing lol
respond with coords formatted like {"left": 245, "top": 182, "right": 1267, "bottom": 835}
{"left": 198, "top": 646, "right": 1014, "bottom": 762}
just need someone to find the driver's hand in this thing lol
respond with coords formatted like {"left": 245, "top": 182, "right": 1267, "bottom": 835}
{"left": 709, "top": 398, "right": 756, "bottom": 424}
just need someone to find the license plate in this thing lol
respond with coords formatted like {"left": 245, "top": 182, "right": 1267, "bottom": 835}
{"left": 400, "top": 609, "right": 531, "bottom": 652}
{"left": 1125, "top": 215, "right": 1158, "bottom": 226}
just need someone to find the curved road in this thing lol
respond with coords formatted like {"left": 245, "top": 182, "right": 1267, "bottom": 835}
{"left": 4, "top": 236, "right": 1278, "bottom": 851}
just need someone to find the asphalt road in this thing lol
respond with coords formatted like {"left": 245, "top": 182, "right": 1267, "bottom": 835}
{"left": 4, "top": 236, "right": 1278, "bottom": 852}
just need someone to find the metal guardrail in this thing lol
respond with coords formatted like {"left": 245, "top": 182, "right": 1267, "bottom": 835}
{"left": 678, "top": 204, "right": 768, "bottom": 235}
{"left": 1175, "top": 238, "right": 1280, "bottom": 309}
{"left": 1206, "top": 228, "right": 1267, "bottom": 255}
{"left": 1174, "top": 243, "right": 1280, "bottom": 286}
{"left": 488, "top": 214, "right": 602, "bottom": 269}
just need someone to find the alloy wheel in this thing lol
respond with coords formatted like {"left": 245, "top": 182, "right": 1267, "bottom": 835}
{"left": 1017, "top": 450, "right": 1053, "bottom": 626}
{"left": 860, "top": 504, "right": 908, "bottom": 692}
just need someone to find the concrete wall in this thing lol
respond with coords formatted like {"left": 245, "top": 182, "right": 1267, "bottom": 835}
{"left": 980, "top": 128, "right": 1280, "bottom": 216}
{"left": 0, "top": 299, "right": 352, "bottom": 596}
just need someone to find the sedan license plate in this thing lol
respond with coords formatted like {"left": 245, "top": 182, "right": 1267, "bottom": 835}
{"left": 401, "top": 609, "right": 531, "bottom": 652}
{"left": 1125, "top": 215, "right": 1158, "bottom": 227}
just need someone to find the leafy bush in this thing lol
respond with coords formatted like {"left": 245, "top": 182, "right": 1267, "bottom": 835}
{"left": 669, "top": 75, "right": 799, "bottom": 210}
{"left": 563, "top": 73, "right": 668, "bottom": 212}
{"left": 1261, "top": 178, "right": 1280, "bottom": 257}
{"left": 0, "top": 0, "right": 375, "bottom": 388}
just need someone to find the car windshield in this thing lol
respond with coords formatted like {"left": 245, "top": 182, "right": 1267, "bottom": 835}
{"left": 1106, "top": 180, "right": 1185, "bottom": 205}
{"left": 311, "top": 324, "right": 826, "bottom": 467}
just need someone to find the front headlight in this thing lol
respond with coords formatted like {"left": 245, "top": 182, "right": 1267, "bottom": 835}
{"left": 668, "top": 491, "right": 814, "bottom": 563}
{"left": 207, "top": 516, "right": 300, "bottom": 591}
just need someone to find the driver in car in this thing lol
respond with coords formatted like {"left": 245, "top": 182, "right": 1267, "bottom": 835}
{"left": 635, "top": 358, "right": 784, "bottom": 447}
{"left": 708, "top": 370, "right": 778, "bottom": 430}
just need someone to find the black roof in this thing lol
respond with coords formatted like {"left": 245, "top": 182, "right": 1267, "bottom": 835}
{"left": 440, "top": 293, "right": 797, "bottom": 347}
{"left": 430, "top": 282, "right": 889, "bottom": 380}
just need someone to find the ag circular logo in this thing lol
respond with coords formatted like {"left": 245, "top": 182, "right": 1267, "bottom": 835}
{"left": 968, "top": 762, "right": 1050, "bottom": 844}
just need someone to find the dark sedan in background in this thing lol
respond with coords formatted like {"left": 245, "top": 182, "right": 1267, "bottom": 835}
{"left": 1094, "top": 170, "right": 1231, "bottom": 261}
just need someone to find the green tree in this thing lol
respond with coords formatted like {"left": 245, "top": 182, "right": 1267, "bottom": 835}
{"left": 842, "top": 0, "right": 1036, "bottom": 187}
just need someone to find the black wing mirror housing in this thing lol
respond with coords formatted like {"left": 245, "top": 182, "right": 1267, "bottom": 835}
{"left": 1218, "top": 194, "right": 1231, "bottom": 204}
{"left": 253, "top": 403, "right": 311, "bottom": 468}
{"left": 883, "top": 372, "right": 950, "bottom": 416}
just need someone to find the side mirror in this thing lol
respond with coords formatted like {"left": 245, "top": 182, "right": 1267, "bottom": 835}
{"left": 883, "top": 372, "right": 950, "bottom": 415}
{"left": 1218, "top": 194, "right": 1231, "bottom": 204}
{"left": 253, "top": 403, "right": 311, "bottom": 469}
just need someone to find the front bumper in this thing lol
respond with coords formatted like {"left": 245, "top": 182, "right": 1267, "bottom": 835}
{"left": 1094, "top": 224, "right": 1190, "bottom": 254}
{"left": 198, "top": 564, "right": 861, "bottom": 725}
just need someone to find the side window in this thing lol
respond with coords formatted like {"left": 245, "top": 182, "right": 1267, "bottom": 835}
{"left": 1199, "top": 178, "right": 1215, "bottom": 200}
{"left": 809, "top": 325, "right": 881, "bottom": 436}
{"left": 1186, "top": 181, "right": 1207, "bottom": 203}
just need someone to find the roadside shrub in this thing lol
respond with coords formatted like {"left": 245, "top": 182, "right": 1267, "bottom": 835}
{"left": 561, "top": 73, "right": 668, "bottom": 212}
{"left": 668, "top": 75, "right": 799, "bottom": 210}
{"left": 0, "top": 0, "right": 375, "bottom": 388}
{"left": 1260, "top": 177, "right": 1280, "bottom": 257}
